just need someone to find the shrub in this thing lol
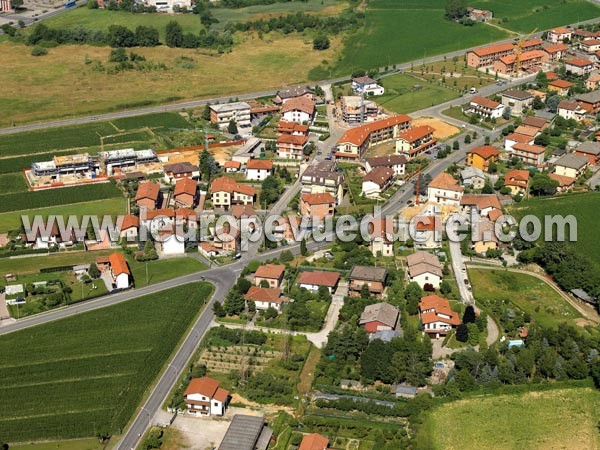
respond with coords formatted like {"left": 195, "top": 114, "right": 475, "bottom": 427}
{"left": 31, "top": 46, "right": 48, "bottom": 56}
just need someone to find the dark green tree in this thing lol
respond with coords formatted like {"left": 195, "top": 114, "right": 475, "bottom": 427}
{"left": 107, "top": 25, "right": 135, "bottom": 48}
{"left": 227, "top": 119, "right": 238, "bottom": 134}
{"left": 463, "top": 305, "right": 476, "bottom": 324}
{"left": 445, "top": 0, "right": 467, "bottom": 19}
{"left": 313, "top": 34, "right": 330, "bottom": 50}
{"left": 165, "top": 20, "right": 184, "bottom": 48}
{"left": 456, "top": 323, "right": 469, "bottom": 342}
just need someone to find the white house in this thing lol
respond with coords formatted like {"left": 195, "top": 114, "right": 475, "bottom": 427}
{"left": 557, "top": 100, "right": 586, "bottom": 121}
{"left": 244, "top": 286, "right": 288, "bottom": 311}
{"left": 281, "top": 97, "right": 315, "bottom": 124}
{"left": 364, "top": 155, "right": 407, "bottom": 177}
{"left": 406, "top": 252, "right": 442, "bottom": 289}
{"left": 245, "top": 159, "right": 274, "bottom": 181}
{"left": 419, "top": 294, "right": 460, "bottom": 338}
{"left": 184, "top": 377, "right": 229, "bottom": 416}
{"left": 361, "top": 167, "right": 394, "bottom": 198}
{"left": 351, "top": 76, "right": 385, "bottom": 96}
{"left": 427, "top": 173, "right": 463, "bottom": 206}
{"left": 296, "top": 270, "right": 340, "bottom": 294}
{"left": 108, "top": 253, "right": 130, "bottom": 290}
{"left": 469, "top": 96, "right": 504, "bottom": 119}
{"left": 156, "top": 231, "right": 186, "bottom": 256}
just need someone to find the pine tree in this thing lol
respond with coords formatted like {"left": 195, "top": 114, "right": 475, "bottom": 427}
{"left": 456, "top": 323, "right": 469, "bottom": 342}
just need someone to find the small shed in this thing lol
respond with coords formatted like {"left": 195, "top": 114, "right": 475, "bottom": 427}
{"left": 394, "top": 384, "right": 417, "bottom": 399}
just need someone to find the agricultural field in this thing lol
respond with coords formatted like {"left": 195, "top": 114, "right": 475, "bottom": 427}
{"left": 12, "top": 438, "right": 103, "bottom": 450}
{"left": 468, "top": 268, "right": 582, "bottom": 328}
{"left": 421, "top": 387, "right": 600, "bottom": 450}
{"left": 0, "top": 182, "right": 123, "bottom": 214}
{"left": 0, "top": 282, "right": 213, "bottom": 442}
{"left": 508, "top": 192, "right": 600, "bottom": 267}
{"left": 0, "top": 171, "right": 28, "bottom": 193}
{"left": 126, "top": 256, "right": 207, "bottom": 288}
{"left": 0, "top": 197, "right": 127, "bottom": 233}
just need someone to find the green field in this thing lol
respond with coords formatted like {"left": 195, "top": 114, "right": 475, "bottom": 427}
{"left": 0, "top": 197, "right": 127, "bottom": 233}
{"left": 126, "top": 256, "right": 206, "bottom": 288}
{"left": 0, "top": 112, "right": 191, "bottom": 158}
{"left": 0, "top": 171, "right": 28, "bottom": 193}
{"left": 508, "top": 192, "right": 600, "bottom": 267}
{"left": 13, "top": 438, "right": 103, "bottom": 450}
{"left": 0, "top": 182, "right": 123, "bottom": 214}
{"left": 0, "top": 282, "right": 212, "bottom": 442}
{"left": 422, "top": 387, "right": 600, "bottom": 450}
{"left": 469, "top": 268, "right": 581, "bottom": 328}
{"left": 377, "top": 73, "right": 460, "bottom": 114}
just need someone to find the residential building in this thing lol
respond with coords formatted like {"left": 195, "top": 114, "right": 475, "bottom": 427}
{"left": 557, "top": 100, "right": 586, "bottom": 121}
{"left": 335, "top": 115, "right": 411, "bottom": 159}
{"left": 210, "top": 102, "right": 251, "bottom": 130}
{"left": 271, "top": 215, "right": 303, "bottom": 243}
{"left": 173, "top": 177, "right": 197, "bottom": 208}
{"left": 300, "top": 192, "right": 336, "bottom": 221}
{"left": 254, "top": 264, "right": 285, "bottom": 288}
{"left": 468, "top": 96, "right": 504, "bottom": 119}
{"left": 246, "top": 159, "right": 274, "bottom": 181}
{"left": 548, "top": 79, "right": 573, "bottom": 96}
{"left": 297, "top": 270, "right": 340, "bottom": 294}
{"left": 504, "top": 169, "right": 530, "bottom": 195}
{"left": 301, "top": 160, "right": 345, "bottom": 204}
{"left": 553, "top": 153, "right": 588, "bottom": 178}
{"left": 244, "top": 286, "right": 287, "bottom": 311}
{"left": 511, "top": 143, "right": 546, "bottom": 168}
{"left": 352, "top": 76, "right": 385, "bottom": 96}
{"left": 466, "top": 145, "right": 500, "bottom": 172}
{"left": 281, "top": 97, "right": 316, "bottom": 124}
{"left": 427, "top": 172, "right": 463, "bottom": 206}
{"left": 184, "top": 377, "right": 229, "bottom": 416}
{"left": 459, "top": 194, "right": 502, "bottom": 220}
{"left": 395, "top": 125, "right": 436, "bottom": 158}
{"left": 471, "top": 219, "right": 499, "bottom": 254}
{"left": 163, "top": 161, "right": 200, "bottom": 183}
{"left": 274, "top": 86, "right": 315, "bottom": 105}
{"left": 156, "top": 229, "right": 186, "bottom": 256}
{"left": 574, "top": 141, "right": 600, "bottom": 164}
{"left": 108, "top": 252, "right": 130, "bottom": 290}
{"left": 212, "top": 224, "right": 240, "bottom": 254}
{"left": 224, "top": 160, "right": 242, "bottom": 173}
{"left": 547, "top": 27, "right": 572, "bottom": 44}
{"left": 407, "top": 252, "right": 442, "bottom": 289}
{"left": 542, "top": 43, "right": 569, "bottom": 61}
{"left": 299, "top": 433, "right": 329, "bottom": 450}
{"left": 573, "top": 28, "right": 600, "bottom": 40}
{"left": 348, "top": 265, "right": 387, "bottom": 296}
{"left": 467, "top": 42, "right": 514, "bottom": 68}
{"left": 460, "top": 166, "right": 487, "bottom": 189}
{"left": 500, "top": 90, "right": 533, "bottom": 115}
{"left": 277, "top": 134, "right": 308, "bottom": 160}
{"left": 522, "top": 116, "right": 549, "bottom": 131}
{"left": 413, "top": 215, "right": 442, "bottom": 250}
{"left": 466, "top": 7, "right": 492, "bottom": 22}
{"left": 368, "top": 217, "right": 395, "bottom": 257}
{"left": 100, "top": 148, "right": 158, "bottom": 174}
{"left": 361, "top": 167, "right": 395, "bottom": 198}
{"left": 219, "top": 415, "right": 272, "bottom": 450}
{"left": 210, "top": 176, "right": 256, "bottom": 209}
{"left": 513, "top": 125, "right": 539, "bottom": 140}
{"left": 277, "top": 120, "right": 309, "bottom": 136}
{"left": 493, "top": 50, "right": 545, "bottom": 75}
{"left": 419, "top": 294, "right": 460, "bottom": 338}
{"left": 576, "top": 90, "right": 600, "bottom": 114}
{"left": 340, "top": 96, "right": 379, "bottom": 124}
{"left": 565, "top": 57, "right": 594, "bottom": 75}
{"left": 364, "top": 154, "right": 407, "bottom": 177}
{"left": 118, "top": 215, "right": 139, "bottom": 241}
{"left": 549, "top": 173, "right": 576, "bottom": 192}
{"left": 580, "top": 38, "right": 600, "bottom": 53}
{"left": 586, "top": 73, "right": 600, "bottom": 90}
{"left": 135, "top": 182, "right": 160, "bottom": 210}
{"left": 359, "top": 302, "right": 400, "bottom": 333}
{"left": 504, "top": 132, "right": 534, "bottom": 152}
{"left": 520, "top": 38, "right": 544, "bottom": 52}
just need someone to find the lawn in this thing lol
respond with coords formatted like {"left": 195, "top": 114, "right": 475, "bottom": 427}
{"left": 0, "top": 197, "right": 127, "bottom": 233}
{"left": 126, "top": 256, "right": 206, "bottom": 288}
{"left": 0, "top": 250, "right": 114, "bottom": 275}
{"left": 376, "top": 73, "right": 460, "bottom": 114}
{"left": 507, "top": 192, "right": 600, "bottom": 267}
{"left": 422, "top": 387, "right": 600, "bottom": 450}
{"left": 0, "top": 182, "right": 123, "bottom": 214}
{"left": 0, "top": 282, "right": 213, "bottom": 442}
{"left": 468, "top": 268, "right": 581, "bottom": 328}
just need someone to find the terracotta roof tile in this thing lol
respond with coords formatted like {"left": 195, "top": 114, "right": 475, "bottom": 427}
{"left": 244, "top": 286, "right": 284, "bottom": 303}
{"left": 428, "top": 173, "right": 463, "bottom": 192}
{"left": 469, "top": 145, "right": 500, "bottom": 159}
{"left": 174, "top": 177, "right": 197, "bottom": 197}
{"left": 135, "top": 182, "right": 160, "bottom": 201}
{"left": 297, "top": 270, "right": 340, "bottom": 287}
{"left": 255, "top": 264, "right": 285, "bottom": 279}
{"left": 398, "top": 125, "right": 434, "bottom": 143}
{"left": 109, "top": 252, "right": 130, "bottom": 276}
{"left": 301, "top": 192, "right": 335, "bottom": 205}
{"left": 246, "top": 159, "right": 274, "bottom": 170}
{"left": 337, "top": 115, "right": 412, "bottom": 147}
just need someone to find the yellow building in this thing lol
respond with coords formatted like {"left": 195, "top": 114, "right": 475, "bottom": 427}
{"left": 466, "top": 146, "right": 500, "bottom": 172}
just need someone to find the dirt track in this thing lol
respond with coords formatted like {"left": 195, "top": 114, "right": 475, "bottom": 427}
{"left": 412, "top": 117, "right": 460, "bottom": 140}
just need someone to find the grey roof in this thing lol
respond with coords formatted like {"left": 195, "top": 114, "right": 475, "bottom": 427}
{"left": 349, "top": 265, "right": 387, "bottom": 282}
{"left": 366, "top": 154, "right": 408, "bottom": 168}
{"left": 534, "top": 110, "right": 556, "bottom": 121}
{"left": 369, "top": 329, "right": 402, "bottom": 342}
{"left": 219, "top": 415, "right": 266, "bottom": 450}
{"left": 576, "top": 141, "right": 600, "bottom": 156}
{"left": 340, "top": 379, "right": 363, "bottom": 388}
{"left": 210, "top": 102, "right": 251, "bottom": 113}
{"left": 359, "top": 302, "right": 400, "bottom": 328}
{"left": 460, "top": 166, "right": 486, "bottom": 181}
{"left": 571, "top": 288, "right": 595, "bottom": 303}
{"left": 554, "top": 153, "right": 588, "bottom": 170}
{"left": 254, "top": 427, "right": 273, "bottom": 450}
{"left": 576, "top": 90, "right": 600, "bottom": 103}
{"left": 394, "top": 385, "right": 417, "bottom": 396}
{"left": 502, "top": 89, "right": 533, "bottom": 100}
{"left": 277, "top": 86, "right": 313, "bottom": 99}
{"left": 353, "top": 76, "right": 378, "bottom": 85}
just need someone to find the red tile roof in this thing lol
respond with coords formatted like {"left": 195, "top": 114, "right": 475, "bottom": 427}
{"left": 550, "top": 26, "right": 571, "bottom": 34}
{"left": 548, "top": 173, "right": 575, "bottom": 187}
{"left": 277, "top": 120, "right": 309, "bottom": 134}
{"left": 255, "top": 264, "right": 285, "bottom": 279}
{"left": 184, "top": 376, "right": 222, "bottom": 398}
{"left": 246, "top": 159, "right": 274, "bottom": 170}
{"left": 543, "top": 43, "right": 568, "bottom": 53}
{"left": 505, "top": 133, "right": 533, "bottom": 144}
{"left": 299, "top": 433, "right": 329, "bottom": 450}
{"left": 281, "top": 96, "right": 316, "bottom": 115}
{"left": 549, "top": 79, "right": 573, "bottom": 89}
{"left": 210, "top": 176, "right": 256, "bottom": 196}
{"left": 514, "top": 125, "right": 539, "bottom": 138}
{"left": 469, "top": 145, "right": 500, "bottom": 160}
{"left": 174, "top": 177, "right": 196, "bottom": 197}
{"left": 499, "top": 50, "right": 545, "bottom": 65}
{"left": 301, "top": 192, "right": 335, "bottom": 205}
{"left": 224, "top": 160, "right": 241, "bottom": 169}
{"left": 109, "top": 252, "right": 130, "bottom": 276}
{"left": 566, "top": 57, "right": 593, "bottom": 67}
{"left": 278, "top": 134, "right": 309, "bottom": 145}
{"left": 471, "top": 96, "right": 501, "bottom": 109}
{"left": 297, "top": 270, "right": 340, "bottom": 287}
{"left": 428, "top": 173, "right": 463, "bottom": 192}
{"left": 135, "top": 182, "right": 160, "bottom": 201}
{"left": 363, "top": 167, "right": 394, "bottom": 186}
{"left": 545, "top": 71, "right": 558, "bottom": 80}
{"left": 244, "top": 286, "right": 284, "bottom": 303}
{"left": 460, "top": 194, "right": 501, "bottom": 210}
{"left": 120, "top": 214, "right": 139, "bottom": 231}
{"left": 398, "top": 125, "right": 434, "bottom": 143}
{"left": 337, "top": 115, "right": 411, "bottom": 147}
{"left": 504, "top": 169, "right": 530, "bottom": 188}
{"left": 521, "top": 38, "right": 543, "bottom": 48}
{"left": 471, "top": 42, "right": 514, "bottom": 57}
{"left": 512, "top": 143, "right": 546, "bottom": 154}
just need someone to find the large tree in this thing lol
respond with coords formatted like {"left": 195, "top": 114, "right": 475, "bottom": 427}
{"left": 445, "top": 0, "right": 467, "bottom": 20}
{"left": 530, "top": 173, "right": 559, "bottom": 196}
{"left": 165, "top": 21, "right": 184, "bottom": 48}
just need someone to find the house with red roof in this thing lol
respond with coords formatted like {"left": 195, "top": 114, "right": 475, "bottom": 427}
{"left": 493, "top": 50, "right": 546, "bottom": 75}
{"left": 466, "top": 145, "right": 500, "bottom": 172}
{"left": 368, "top": 217, "right": 395, "bottom": 256}
{"left": 361, "top": 167, "right": 395, "bottom": 198}
{"left": 565, "top": 57, "right": 594, "bottom": 75}
{"left": 277, "top": 133, "right": 309, "bottom": 160}
{"left": 504, "top": 132, "right": 535, "bottom": 152}
{"left": 210, "top": 176, "right": 256, "bottom": 209}
{"left": 244, "top": 286, "right": 288, "bottom": 311}
{"left": 504, "top": 169, "right": 530, "bottom": 195}
{"left": 300, "top": 192, "right": 336, "bottom": 221}
{"left": 254, "top": 264, "right": 285, "bottom": 288}
{"left": 118, "top": 214, "right": 139, "bottom": 242}
{"left": 224, "top": 160, "right": 242, "bottom": 173}
{"left": 135, "top": 181, "right": 160, "bottom": 210}
{"left": 281, "top": 96, "right": 316, "bottom": 124}
{"left": 468, "top": 96, "right": 503, "bottom": 119}
{"left": 557, "top": 100, "right": 586, "bottom": 122}
{"left": 547, "top": 27, "right": 572, "bottom": 44}
{"left": 548, "top": 79, "right": 573, "bottom": 96}
{"left": 246, "top": 159, "right": 274, "bottom": 181}
{"left": 542, "top": 43, "right": 569, "bottom": 61}
{"left": 277, "top": 120, "right": 309, "bottom": 136}
{"left": 108, "top": 252, "right": 130, "bottom": 290}
{"left": 395, "top": 125, "right": 436, "bottom": 158}
{"left": 299, "top": 433, "right": 329, "bottom": 450}
{"left": 184, "top": 376, "right": 229, "bottom": 416}
{"left": 419, "top": 294, "right": 460, "bottom": 338}
{"left": 173, "top": 177, "right": 197, "bottom": 208}
{"left": 511, "top": 143, "right": 546, "bottom": 168}
{"left": 467, "top": 42, "right": 515, "bottom": 68}
{"left": 427, "top": 173, "right": 463, "bottom": 206}
{"left": 359, "top": 302, "right": 400, "bottom": 333}
{"left": 297, "top": 270, "right": 340, "bottom": 294}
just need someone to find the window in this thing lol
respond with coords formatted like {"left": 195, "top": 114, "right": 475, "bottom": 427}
{"left": 214, "top": 402, "right": 219, "bottom": 407}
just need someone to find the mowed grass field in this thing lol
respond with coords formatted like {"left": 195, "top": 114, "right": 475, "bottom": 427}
{"left": 422, "top": 387, "right": 600, "bottom": 450}
{"left": 508, "top": 192, "right": 600, "bottom": 267}
{"left": 13, "top": 438, "right": 103, "bottom": 450}
{"left": 0, "top": 282, "right": 213, "bottom": 442}
{"left": 469, "top": 268, "right": 581, "bottom": 328}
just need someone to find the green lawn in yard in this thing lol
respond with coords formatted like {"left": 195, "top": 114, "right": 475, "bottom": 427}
{"left": 421, "top": 387, "right": 600, "bottom": 450}
{"left": 442, "top": 105, "right": 470, "bottom": 123}
{"left": 0, "top": 197, "right": 127, "bottom": 233}
{"left": 468, "top": 268, "right": 581, "bottom": 328}
{"left": 507, "top": 192, "right": 600, "bottom": 267}
{"left": 0, "top": 282, "right": 212, "bottom": 442}
{"left": 0, "top": 250, "right": 115, "bottom": 276}
{"left": 126, "top": 256, "right": 206, "bottom": 288}
{"left": 377, "top": 73, "right": 460, "bottom": 114}
{"left": 13, "top": 438, "right": 103, "bottom": 450}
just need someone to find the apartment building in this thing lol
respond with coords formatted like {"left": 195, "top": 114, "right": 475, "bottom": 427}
{"left": 209, "top": 102, "right": 251, "bottom": 130}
